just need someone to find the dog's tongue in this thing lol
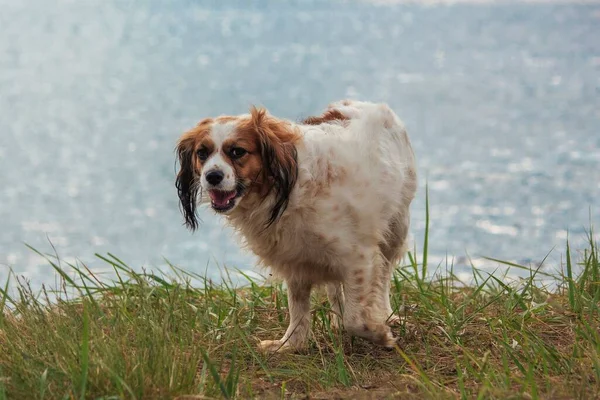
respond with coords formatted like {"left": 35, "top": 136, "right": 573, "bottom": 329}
{"left": 209, "top": 190, "right": 236, "bottom": 207}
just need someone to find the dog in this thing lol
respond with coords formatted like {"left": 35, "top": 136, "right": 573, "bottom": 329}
{"left": 176, "top": 100, "right": 417, "bottom": 352}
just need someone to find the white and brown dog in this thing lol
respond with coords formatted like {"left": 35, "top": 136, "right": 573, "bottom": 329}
{"left": 176, "top": 100, "right": 417, "bottom": 352}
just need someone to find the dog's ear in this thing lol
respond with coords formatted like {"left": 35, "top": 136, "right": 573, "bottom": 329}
{"left": 251, "top": 106, "right": 299, "bottom": 226}
{"left": 175, "top": 133, "right": 200, "bottom": 231}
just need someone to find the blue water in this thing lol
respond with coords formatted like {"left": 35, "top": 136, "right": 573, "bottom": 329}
{"left": 1, "top": 0, "right": 599, "bottom": 285}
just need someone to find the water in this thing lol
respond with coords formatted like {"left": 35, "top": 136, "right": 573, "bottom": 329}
{"left": 1, "top": 0, "right": 599, "bottom": 286}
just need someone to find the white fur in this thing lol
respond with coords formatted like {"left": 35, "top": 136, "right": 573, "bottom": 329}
{"left": 201, "top": 122, "right": 237, "bottom": 191}
{"left": 204, "top": 101, "right": 417, "bottom": 352}
{"left": 188, "top": 101, "right": 417, "bottom": 351}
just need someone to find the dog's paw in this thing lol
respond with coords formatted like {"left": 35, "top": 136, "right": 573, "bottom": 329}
{"left": 349, "top": 322, "right": 398, "bottom": 349}
{"left": 258, "top": 339, "right": 305, "bottom": 354}
{"left": 367, "top": 324, "right": 397, "bottom": 348}
{"left": 378, "top": 331, "right": 398, "bottom": 349}
{"left": 258, "top": 339, "right": 287, "bottom": 353}
{"left": 386, "top": 314, "right": 402, "bottom": 326}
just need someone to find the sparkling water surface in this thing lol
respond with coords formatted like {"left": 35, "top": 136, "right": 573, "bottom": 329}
{"left": 1, "top": 0, "right": 599, "bottom": 286}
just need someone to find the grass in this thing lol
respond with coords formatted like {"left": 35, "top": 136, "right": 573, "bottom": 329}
{"left": 1, "top": 222, "right": 599, "bottom": 398}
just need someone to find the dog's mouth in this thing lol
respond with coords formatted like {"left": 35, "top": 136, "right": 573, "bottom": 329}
{"left": 208, "top": 184, "right": 245, "bottom": 213}
{"left": 208, "top": 189, "right": 236, "bottom": 212}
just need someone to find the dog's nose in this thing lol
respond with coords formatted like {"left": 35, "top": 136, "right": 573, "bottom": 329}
{"left": 205, "top": 170, "right": 224, "bottom": 186}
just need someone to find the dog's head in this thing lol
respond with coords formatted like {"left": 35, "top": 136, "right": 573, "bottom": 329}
{"left": 175, "top": 106, "right": 299, "bottom": 230}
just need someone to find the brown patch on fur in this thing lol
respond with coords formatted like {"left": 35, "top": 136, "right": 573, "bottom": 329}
{"left": 346, "top": 205, "right": 361, "bottom": 227}
{"left": 325, "top": 162, "right": 347, "bottom": 186}
{"left": 297, "top": 205, "right": 317, "bottom": 220}
{"left": 196, "top": 118, "right": 213, "bottom": 127}
{"left": 302, "top": 109, "right": 349, "bottom": 126}
{"left": 337, "top": 167, "right": 348, "bottom": 184}
{"left": 383, "top": 114, "right": 394, "bottom": 129}
{"left": 215, "top": 115, "right": 239, "bottom": 124}
{"left": 177, "top": 118, "right": 215, "bottom": 169}
{"left": 407, "top": 168, "right": 417, "bottom": 179}
{"left": 306, "top": 158, "right": 346, "bottom": 199}
{"left": 326, "top": 162, "right": 335, "bottom": 185}
{"left": 219, "top": 130, "right": 265, "bottom": 195}
{"left": 317, "top": 187, "right": 331, "bottom": 197}
{"left": 363, "top": 324, "right": 370, "bottom": 332}
{"left": 355, "top": 276, "right": 364, "bottom": 284}
{"left": 176, "top": 118, "right": 214, "bottom": 230}
{"left": 235, "top": 107, "right": 302, "bottom": 225}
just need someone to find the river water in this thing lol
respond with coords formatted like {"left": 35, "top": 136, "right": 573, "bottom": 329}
{"left": 1, "top": 0, "right": 599, "bottom": 286}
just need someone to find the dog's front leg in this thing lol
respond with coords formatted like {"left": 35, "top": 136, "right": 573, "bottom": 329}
{"left": 259, "top": 279, "right": 312, "bottom": 353}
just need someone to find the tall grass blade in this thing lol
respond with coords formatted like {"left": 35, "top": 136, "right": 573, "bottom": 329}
{"left": 79, "top": 301, "right": 90, "bottom": 400}
{"left": 482, "top": 256, "right": 554, "bottom": 278}
{"left": 394, "top": 345, "right": 433, "bottom": 390}
{"left": 422, "top": 183, "right": 430, "bottom": 281}
{"left": 334, "top": 348, "right": 351, "bottom": 387}
{"left": 0, "top": 367, "right": 6, "bottom": 400}
{"left": 39, "top": 368, "right": 49, "bottom": 400}
{"left": 565, "top": 238, "right": 576, "bottom": 311}
{"left": 511, "top": 251, "right": 551, "bottom": 312}
{"left": 0, "top": 275, "right": 12, "bottom": 326}
{"left": 200, "top": 348, "right": 230, "bottom": 399}
{"left": 234, "top": 327, "right": 272, "bottom": 382}
{"left": 25, "top": 244, "right": 80, "bottom": 290}
{"left": 225, "top": 345, "right": 240, "bottom": 398}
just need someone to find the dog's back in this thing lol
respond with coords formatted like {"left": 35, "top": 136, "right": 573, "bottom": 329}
{"left": 253, "top": 101, "right": 418, "bottom": 279}
{"left": 300, "top": 100, "right": 417, "bottom": 225}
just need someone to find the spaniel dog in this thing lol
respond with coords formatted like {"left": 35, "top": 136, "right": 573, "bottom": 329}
{"left": 176, "top": 100, "right": 417, "bottom": 353}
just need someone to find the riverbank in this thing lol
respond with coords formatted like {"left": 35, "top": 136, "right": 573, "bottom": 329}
{"left": 1, "top": 233, "right": 599, "bottom": 399}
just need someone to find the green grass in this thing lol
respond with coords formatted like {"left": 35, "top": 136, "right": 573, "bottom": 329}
{"left": 1, "top": 227, "right": 599, "bottom": 399}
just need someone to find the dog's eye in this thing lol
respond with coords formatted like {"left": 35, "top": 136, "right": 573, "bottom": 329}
{"left": 197, "top": 147, "right": 209, "bottom": 161}
{"left": 230, "top": 147, "right": 247, "bottom": 159}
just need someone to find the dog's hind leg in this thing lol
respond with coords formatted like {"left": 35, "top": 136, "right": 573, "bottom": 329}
{"left": 378, "top": 212, "right": 410, "bottom": 325}
{"left": 342, "top": 250, "right": 396, "bottom": 348}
